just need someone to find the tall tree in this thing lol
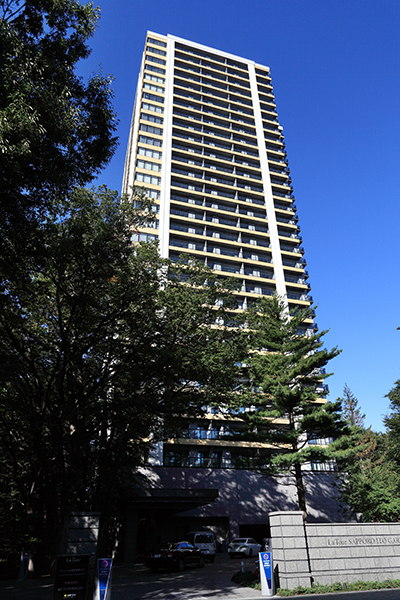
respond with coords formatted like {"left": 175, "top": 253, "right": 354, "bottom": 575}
{"left": 0, "top": 186, "right": 244, "bottom": 568}
{"left": 230, "top": 295, "right": 346, "bottom": 515}
{"left": 341, "top": 384, "right": 365, "bottom": 427}
{"left": 384, "top": 380, "right": 400, "bottom": 465}
{"left": 334, "top": 427, "right": 400, "bottom": 522}
{"left": 0, "top": 0, "right": 117, "bottom": 226}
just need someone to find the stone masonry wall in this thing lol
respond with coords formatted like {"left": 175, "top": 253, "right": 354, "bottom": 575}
{"left": 270, "top": 511, "right": 400, "bottom": 589}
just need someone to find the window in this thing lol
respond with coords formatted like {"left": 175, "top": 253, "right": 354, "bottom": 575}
{"left": 141, "top": 113, "right": 163, "bottom": 125}
{"left": 139, "top": 188, "right": 160, "bottom": 200}
{"left": 135, "top": 172, "right": 161, "bottom": 185}
{"left": 144, "top": 82, "right": 164, "bottom": 94}
{"left": 308, "top": 436, "right": 334, "bottom": 446}
{"left": 139, "top": 123, "right": 163, "bottom": 136}
{"left": 311, "top": 461, "right": 336, "bottom": 472}
{"left": 189, "top": 451, "right": 209, "bottom": 467}
{"left": 131, "top": 232, "right": 158, "bottom": 243}
{"left": 138, "top": 134, "right": 162, "bottom": 147}
{"left": 150, "top": 191, "right": 160, "bottom": 201}
{"left": 146, "top": 54, "right": 166, "bottom": 65}
{"left": 164, "top": 450, "right": 184, "bottom": 466}
{"left": 147, "top": 37, "right": 167, "bottom": 47}
{"left": 144, "top": 73, "right": 165, "bottom": 84}
{"left": 141, "top": 102, "right": 163, "bottom": 114}
{"left": 142, "top": 92, "right": 164, "bottom": 104}
{"left": 144, "top": 64, "right": 166, "bottom": 75}
{"left": 137, "top": 159, "right": 161, "bottom": 172}
{"left": 138, "top": 147, "right": 162, "bottom": 160}
{"left": 146, "top": 45, "right": 166, "bottom": 56}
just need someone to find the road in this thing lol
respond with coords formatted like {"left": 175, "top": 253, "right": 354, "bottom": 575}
{"left": 1, "top": 553, "right": 400, "bottom": 599}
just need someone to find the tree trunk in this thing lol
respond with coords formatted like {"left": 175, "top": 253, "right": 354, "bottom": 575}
{"left": 294, "top": 462, "right": 307, "bottom": 517}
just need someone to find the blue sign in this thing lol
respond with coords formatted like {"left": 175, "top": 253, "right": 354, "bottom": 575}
{"left": 98, "top": 558, "right": 113, "bottom": 600}
{"left": 19, "top": 551, "right": 30, "bottom": 581}
{"left": 259, "top": 551, "right": 274, "bottom": 596}
{"left": 22, "top": 551, "right": 30, "bottom": 577}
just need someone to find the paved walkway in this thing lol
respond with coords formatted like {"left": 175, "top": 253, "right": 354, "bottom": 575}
{"left": 1, "top": 554, "right": 400, "bottom": 599}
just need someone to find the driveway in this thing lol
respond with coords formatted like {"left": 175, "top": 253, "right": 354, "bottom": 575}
{"left": 112, "top": 553, "right": 261, "bottom": 599}
{"left": 1, "top": 553, "right": 400, "bottom": 599}
{"left": 0, "top": 553, "right": 258, "bottom": 600}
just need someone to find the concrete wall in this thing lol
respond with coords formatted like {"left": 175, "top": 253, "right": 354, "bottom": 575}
{"left": 66, "top": 513, "right": 100, "bottom": 556}
{"left": 139, "top": 467, "right": 347, "bottom": 537}
{"left": 270, "top": 511, "right": 400, "bottom": 589}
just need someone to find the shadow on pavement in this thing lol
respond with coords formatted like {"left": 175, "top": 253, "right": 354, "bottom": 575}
{"left": 0, "top": 554, "right": 261, "bottom": 600}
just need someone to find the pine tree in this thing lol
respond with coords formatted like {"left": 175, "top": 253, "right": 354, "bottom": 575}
{"left": 230, "top": 295, "right": 347, "bottom": 515}
{"left": 341, "top": 384, "right": 365, "bottom": 427}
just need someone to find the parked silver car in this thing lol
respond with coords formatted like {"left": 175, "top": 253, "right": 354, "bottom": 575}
{"left": 228, "top": 537, "right": 261, "bottom": 558}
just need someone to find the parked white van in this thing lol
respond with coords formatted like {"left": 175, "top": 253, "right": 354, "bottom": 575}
{"left": 187, "top": 531, "right": 216, "bottom": 562}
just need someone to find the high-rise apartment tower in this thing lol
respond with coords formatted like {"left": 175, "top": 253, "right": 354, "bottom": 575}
{"left": 123, "top": 32, "right": 313, "bottom": 319}
{"left": 120, "top": 35, "right": 341, "bottom": 557}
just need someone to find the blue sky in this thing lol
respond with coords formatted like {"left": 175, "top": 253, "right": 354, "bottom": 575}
{"left": 78, "top": 0, "right": 400, "bottom": 431}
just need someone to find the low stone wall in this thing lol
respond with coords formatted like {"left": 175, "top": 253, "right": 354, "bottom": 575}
{"left": 270, "top": 511, "right": 400, "bottom": 589}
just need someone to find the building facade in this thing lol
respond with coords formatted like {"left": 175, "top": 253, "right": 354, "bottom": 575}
{"left": 122, "top": 33, "right": 340, "bottom": 560}
{"left": 123, "top": 31, "right": 311, "bottom": 312}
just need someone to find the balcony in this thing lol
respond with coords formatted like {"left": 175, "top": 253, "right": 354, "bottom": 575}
{"left": 287, "top": 292, "right": 312, "bottom": 302}
{"left": 272, "top": 190, "right": 294, "bottom": 200}
{"left": 183, "top": 428, "right": 221, "bottom": 440}
{"left": 245, "top": 286, "right": 274, "bottom": 296}
{"left": 280, "top": 245, "right": 304, "bottom": 254}
{"left": 285, "top": 276, "right": 308, "bottom": 285}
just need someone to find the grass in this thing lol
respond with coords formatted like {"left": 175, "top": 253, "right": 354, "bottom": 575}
{"left": 231, "top": 571, "right": 400, "bottom": 596}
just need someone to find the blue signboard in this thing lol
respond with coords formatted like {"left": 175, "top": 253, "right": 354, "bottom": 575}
{"left": 19, "top": 551, "right": 30, "bottom": 580}
{"left": 259, "top": 551, "right": 274, "bottom": 596}
{"left": 97, "top": 558, "right": 113, "bottom": 600}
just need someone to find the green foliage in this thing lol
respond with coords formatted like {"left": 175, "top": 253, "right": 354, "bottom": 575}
{"left": 0, "top": 0, "right": 117, "bottom": 224}
{"left": 275, "top": 580, "right": 400, "bottom": 596}
{"left": 231, "top": 296, "right": 346, "bottom": 512}
{"left": 334, "top": 427, "right": 400, "bottom": 522}
{"left": 340, "top": 384, "right": 365, "bottom": 426}
{"left": 0, "top": 186, "right": 244, "bottom": 566}
{"left": 334, "top": 373, "right": 400, "bottom": 522}
{"left": 384, "top": 380, "right": 400, "bottom": 465}
{"left": 232, "top": 569, "right": 400, "bottom": 595}
{"left": 231, "top": 570, "right": 260, "bottom": 589}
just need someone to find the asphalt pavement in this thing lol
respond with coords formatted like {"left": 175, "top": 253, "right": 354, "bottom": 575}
{"left": 1, "top": 553, "right": 400, "bottom": 600}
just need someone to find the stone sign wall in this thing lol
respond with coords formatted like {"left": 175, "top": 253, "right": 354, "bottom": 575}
{"left": 270, "top": 511, "right": 400, "bottom": 589}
